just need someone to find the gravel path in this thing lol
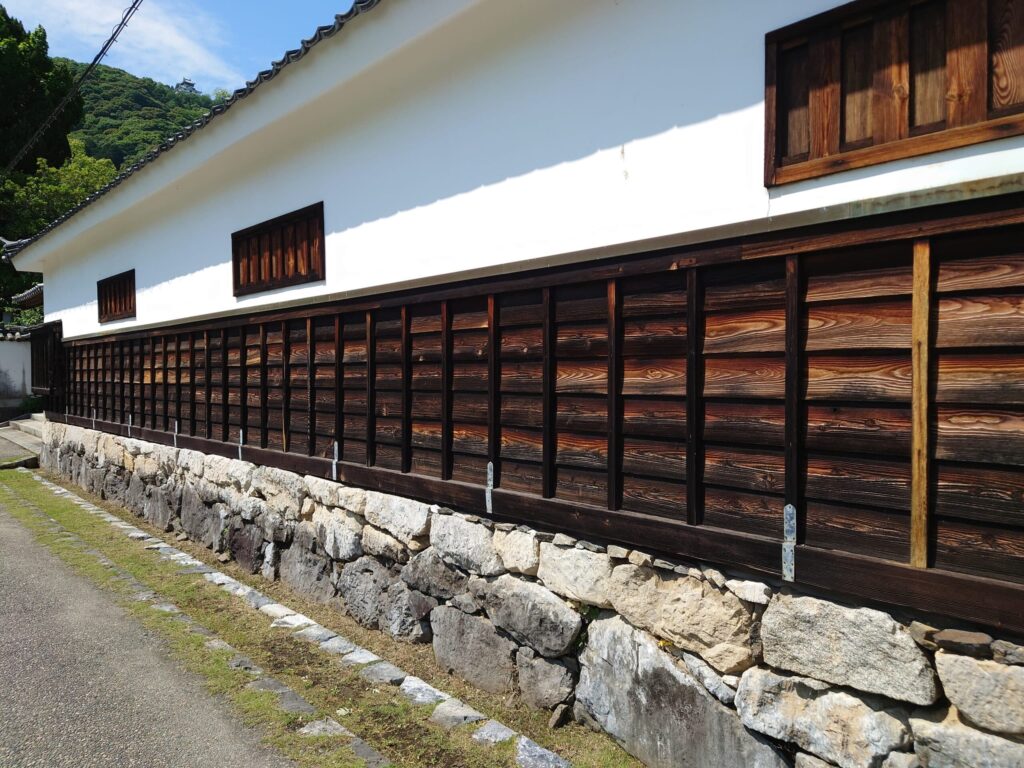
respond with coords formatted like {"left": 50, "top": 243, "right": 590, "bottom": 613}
{"left": 0, "top": 504, "right": 294, "bottom": 768}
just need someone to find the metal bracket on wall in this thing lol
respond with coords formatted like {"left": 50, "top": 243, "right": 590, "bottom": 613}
{"left": 485, "top": 461, "right": 494, "bottom": 516}
{"left": 783, "top": 503, "right": 796, "bottom": 582}
{"left": 331, "top": 441, "right": 339, "bottom": 482}
{"left": 127, "top": 414, "right": 132, "bottom": 438}
{"left": 91, "top": 408, "right": 96, "bottom": 431}
{"left": 173, "top": 420, "right": 179, "bottom": 449}
{"left": 238, "top": 430, "right": 244, "bottom": 461}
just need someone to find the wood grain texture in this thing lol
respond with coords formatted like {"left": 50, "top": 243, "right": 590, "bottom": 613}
{"left": 936, "top": 353, "right": 1024, "bottom": 403}
{"left": 991, "top": 0, "right": 1024, "bottom": 111}
{"left": 810, "top": 32, "right": 841, "bottom": 159}
{"left": 911, "top": 239, "right": 932, "bottom": 567}
{"left": 873, "top": 9, "right": 910, "bottom": 144}
{"left": 936, "top": 294, "right": 1024, "bottom": 347}
{"left": 805, "top": 354, "right": 913, "bottom": 401}
{"left": 947, "top": 0, "right": 989, "bottom": 127}
{"left": 936, "top": 406, "right": 1024, "bottom": 466}
{"left": 937, "top": 251, "right": 1024, "bottom": 292}
{"left": 805, "top": 300, "right": 912, "bottom": 350}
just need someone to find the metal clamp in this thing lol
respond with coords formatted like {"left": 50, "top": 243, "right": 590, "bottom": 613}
{"left": 485, "top": 461, "right": 494, "bottom": 516}
{"left": 173, "top": 419, "right": 179, "bottom": 448}
{"left": 127, "top": 414, "right": 132, "bottom": 438}
{"left": 782, "top": 503, "right": 796, "bottom": 582}
{"left": 238, "top": 429, "right": 244, "bottom": 461}
{"left": 332, "top": 441, "right": 339, "bottom": 482}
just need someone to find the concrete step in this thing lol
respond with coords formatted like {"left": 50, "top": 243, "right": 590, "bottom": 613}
{"left": 12, "top": 418, "right": 44, "bottom": 439}
{"left": 0, "top": 426, "right": 42, "bottom": 457}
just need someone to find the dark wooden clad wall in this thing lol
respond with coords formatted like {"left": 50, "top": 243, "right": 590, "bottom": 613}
{"left": 46, "top": 201, "right": 1024, "bottom": 632}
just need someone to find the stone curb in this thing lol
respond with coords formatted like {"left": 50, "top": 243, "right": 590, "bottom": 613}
{"left": 21, "top": 469, "right": 571, "bottom": 768}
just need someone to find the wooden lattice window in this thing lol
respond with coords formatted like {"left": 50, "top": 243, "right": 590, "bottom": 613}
{"left": 232, "top": 202, "right": 325, "bottom": 297}
{"left": 766, "top": 0, "right": 1024, "bottom": 185}
{"left": 97, "top": 269, "right": 136, "bottom": 322}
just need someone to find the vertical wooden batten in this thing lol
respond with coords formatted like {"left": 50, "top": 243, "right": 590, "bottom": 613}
{"left": 542, "top": 287, "right": 555, "bottom": 499}
{"left": 607, "top": 279, "right": 622, "bottom": 511}
{"left": 809, "top": 32, "right": 841, "bottom": 159}
{"left": 365, "top": 310, "right": 376, "bottom": 467}
{"left": 785, "top": 255, "right": 804, "bottom": 537}
{"left": 685, "top": 269, "right": 703, "bottom": 525}
{"left": 441, "top": 300, "right": 452, "bottom": 480}
{"left": 911, "top": 238, "right": 933, "bottom": 569}
{"left": 281, "top": 322, "right": 290, "bottom": 453}
{"left": 260, "top": 324, "right": 268, "bottom": 448}
{"left": 307, "top": 317, "right": 315, "bottom": 456}
{"left": 946, "top": 0, "right": 988, "bottom": 128}
{"left": 487, "top": 294, "right": 500, "bottom": 487}
{"left": 401, "top": 306, "right": 412, "bottom": 474}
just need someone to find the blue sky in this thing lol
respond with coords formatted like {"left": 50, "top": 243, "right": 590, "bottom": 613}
{"left": 3, "top": 0, "right": 356, "bottom": 94}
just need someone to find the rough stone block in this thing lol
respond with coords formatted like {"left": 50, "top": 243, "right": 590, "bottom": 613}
{"left": 910, "top": 708, "right": 1024, "bottom": 768}
{"left": 362, "top": 525, "right": 408, "bottom": 564}
{"left": 607, "top": 564, "right": 755, "bottom": 673}
{"left": 575, "top": 615, "right": 786, "bottom": 768}
{"left": 279, "top": 539, "right": 336, "bottom": 603}
{"left": 761, "top": 594, "right": 938, "bottom": 706}
{"left": 363, "top": 491, "right": 431, "bottom": 547}
{"left": 935, "top": 652, "right": 1024, "bottom": 735}
{"left": 430, "top": 513, "right": 505, "bottom": 576}
{"left": 516, "top": 647, "right": 577, "bottom": 709}
{"left": 484, "top": 574, "right": 582, "bottom": 657}
{"left": 336, "top": 555, "right": 392, "bottom": 627}
{"left": 380, "top": 581, "right": 436, "bottom": 643}
{"left": 229, "top": 523, "right": 265, "bottom": 574}
{"left": 537, "top": 543, "right": 613, "bottom": 608}
{"left": 735, "top": 668, "right": 910, "bottom": 768}
{"left": 494, "top": 528, "right": 541, "bottom": 575}
{"left": 431, "top": 606, "right": 516, "bottom": 694}
{"left": 401, "top": 547, "right": 469, "bottom": 599}
{"left": 311, "top": 504, "right": 363, "bottom": 561}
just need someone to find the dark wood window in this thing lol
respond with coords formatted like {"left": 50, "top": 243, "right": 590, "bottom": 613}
{"left": 766, "top": 0, "right": 1024, "bottom": 185}
{"left": 232, "top": 202, "right": 325, "bottom": 296}
{"left": 97, "top": 270, "right": 136, "bottom": 323}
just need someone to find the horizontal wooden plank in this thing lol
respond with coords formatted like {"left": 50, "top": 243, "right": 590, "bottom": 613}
{"left": 934, "top": 519, "right": 1024, "bottom": 583}
{"left": 704, "top": 308, "right": 786, "bottom": 353}
{"left": 805, "top": 263, "right": 913, "bottom": 303}
{"left": 620, "top": 474, "right": 686, "bottom": 518}
{"left": 936, "top": 295, "right": 1024, "bottom": 347}
{"left": 934, "top": 461, "right": 1024, "bottom": 526}
{"left": 805, "top": 454, "right": 911, "bottom": 511}
{"left": 704, "top": 446, "right": 785, "bottom": 493}
{"left": 805, "top": 355, "right": 913, "bottom": 402}
{"left": 622, "top": 358, "right": 686, "bottom": 396}
{"left": 935, "top": 407, "right": 1024, "bottom": 466}
{"left": 805, "top": 404, "right": 911, "bottom": 456}
{"left": 556, "top": 432, "right": 608, "bottom": 471}
{"left": 937, "top": 252, "right": 1024, "bottom": 293}
{"left": 622, "top": 437, "right": 686, "bottom": 479}
{"left": 703, "top": 487, "right": 783, "bottom": 539}
{"left": 936, "top": 354, "right": 1024, "bottom": 403}
{"left": 704, "top": 357, "right": 785, "bottom": 399}
{"left": 556, "top": 360, "right": 607, "bottom": 394}
{"left": 804, "top": 500, "right": 909, "bottom": 561}
{"left": 805, "top": 301, "right": 911, "bottom": 350}
{"left": 622, "top": 398, "right": 686, "bottom": 438}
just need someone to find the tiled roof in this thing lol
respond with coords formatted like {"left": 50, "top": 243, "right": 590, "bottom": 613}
{"left": 6, "top": 0, "right": 381, "bottom": 260}
{"left": 11, "top": 282, "right": 43, "bottom": 308}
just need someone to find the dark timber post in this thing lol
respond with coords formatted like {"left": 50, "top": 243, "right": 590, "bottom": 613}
{"left": 307, "top": 317, "right": 315, "bottom": 456}
{"left": 365, "top": 310, "right": 376, "bottom": 467}
{"left": 785, "top": 255, "right": 804, "bottom": 540}
{"left": 542, "top": 287, "right": 555, "bottom": 499}
{"left": 685, "top": 269, "right": 704, "bottom": 525}
{"left": 441, "top": 300, "right": 452, "bottom": 480}
{"left": 401, "top": 305, "right": 412, "bottom": 473}
{"left": 607, "top": 279, "right": 622, "bottom": 510}
{"left": 487, "top": 294, "right": 500, "bottom": 487}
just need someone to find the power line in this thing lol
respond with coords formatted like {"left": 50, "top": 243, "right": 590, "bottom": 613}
{"left": 4, "top": 0, "right": 145, "bottom": 175}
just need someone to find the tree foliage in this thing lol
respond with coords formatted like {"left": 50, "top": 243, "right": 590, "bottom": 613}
{"left": 0, "top": 6, "right": 82, "bottom": 173}
{"left": 62, "top": 58, "right": 213, "bottom": 169}
{"left": 0, "top": 139, "right": 117, "bottom": 308}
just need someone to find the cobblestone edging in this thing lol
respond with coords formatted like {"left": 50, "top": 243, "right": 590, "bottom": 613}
{"left": 42, "top": 423, "right": 1024, "bottom": 768}
{"left": 22, "top": 468, "right": 571, "bottom": 768}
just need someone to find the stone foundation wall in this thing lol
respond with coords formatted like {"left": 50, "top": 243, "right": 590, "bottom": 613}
{"left": 42, "top": 422, "right": 1024, "bottom": 768}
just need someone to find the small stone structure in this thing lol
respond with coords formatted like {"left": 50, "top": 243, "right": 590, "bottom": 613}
{"left": 42, "top": 422, "right": 1024, "bottom": 768}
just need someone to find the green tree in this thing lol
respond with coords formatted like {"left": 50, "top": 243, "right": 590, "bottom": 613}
{"left": 0, "top": 139, "right": 117, "bottom": 309}
{"left": 0, "top": 6, "right": 83, "bottom": 173}
{"left": 62, "top": 58, "right": 213, "bottom": 168}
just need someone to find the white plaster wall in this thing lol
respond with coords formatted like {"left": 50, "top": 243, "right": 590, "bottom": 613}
{"left": 21, "top": 0, "right": 1024, "bottom": 339}
{"left": 0, "top": 341, "right": 32, "bottom": 401}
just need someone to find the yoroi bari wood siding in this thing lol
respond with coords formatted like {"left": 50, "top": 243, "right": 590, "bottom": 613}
{"left": 46, "top": 193, "right": 1024, "bottom": 634}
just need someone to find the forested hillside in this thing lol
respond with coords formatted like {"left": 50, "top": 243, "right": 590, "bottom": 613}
{"left": 60, "top": 59, "right": 216, "bottom": 169}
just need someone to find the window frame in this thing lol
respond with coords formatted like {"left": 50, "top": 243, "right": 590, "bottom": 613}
{"left": 231, "top": 202, "right": 325, "bottom": 297}
{"left": 97, "top": 269, "right": 136, "bottom": 323}
{"left": 765, "top": 0, "right": 1024, "bottom": 186}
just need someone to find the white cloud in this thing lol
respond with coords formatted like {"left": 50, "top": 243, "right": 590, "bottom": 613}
{"left": 5, "top": 0, "right": 245, "bottom": 92}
